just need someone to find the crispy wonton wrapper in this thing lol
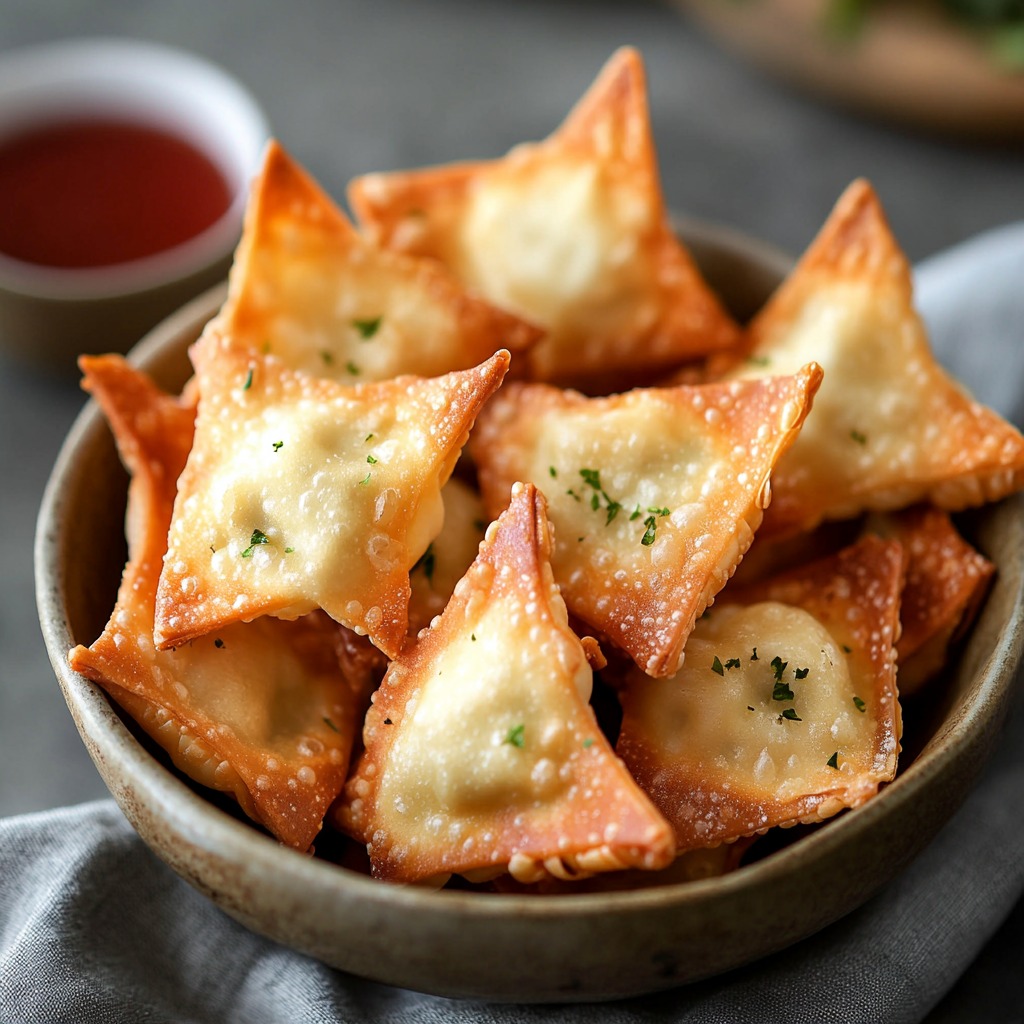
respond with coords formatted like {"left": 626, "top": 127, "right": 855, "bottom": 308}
{"left": 617, "top": 535, "right": 904, "bottom": 851}
{"left": 338, "top": 482, "right": 675, "bottom": 885}
{"left": 349, "top": 47, "right": 740, "bottom": 389}
{"left": 69, "top": 355, "right": 361, "bottom": 852}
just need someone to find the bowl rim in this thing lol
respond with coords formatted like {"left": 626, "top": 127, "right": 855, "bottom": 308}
{"left": 33, "top": 225, "right": 1024, "bottom": 995}
{"left": 0, "top": 37, "right": 269, "bottom": 301}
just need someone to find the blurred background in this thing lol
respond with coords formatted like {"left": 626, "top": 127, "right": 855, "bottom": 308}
{"left": 2, "top": 0, "right": 1023, "bottom": 814}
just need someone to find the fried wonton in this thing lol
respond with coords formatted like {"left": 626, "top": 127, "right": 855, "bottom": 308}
{"left": 712, "top": 179, "right": 1024, "bottom": 536}
{"left": 349, "top": 47, "right": 739, "bottom": 388}
{"left": 153, "top": 335, "right": 509, "bottom": 657}
{"left": 617, "top": 536, "right": 904, "bottom": 851}
{"left": 407, "top": 476, "right": 487, "bottom": 635}
{"left": 338, "top": 482, "right": 675, "bottom": 885}
{"left": 864, "top": 505, "right": 994, "bottom": 695}
{"left": 69, "top": 355, "right": 360, "bottom": 852}
{"left": 469, "top": 365, "right": 824, "bottom": 677}
{"left": 208, "top": 140, "right": 538, "bottom": 382}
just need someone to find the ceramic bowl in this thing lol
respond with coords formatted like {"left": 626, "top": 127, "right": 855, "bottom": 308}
{"left": 35, "top": 224, "right": 1024, "bottom": 1002}
{"left": 0, "top": 38, "right": 268, "bottom": 374}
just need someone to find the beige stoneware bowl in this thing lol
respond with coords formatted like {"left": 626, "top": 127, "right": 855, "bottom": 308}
{"left": 35, "top": 224, "right": 1024, "bottom": 1002}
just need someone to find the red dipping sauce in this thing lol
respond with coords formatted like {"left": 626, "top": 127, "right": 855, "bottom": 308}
{"left": 0, "top": 118, "right": 232, "bottom": 269}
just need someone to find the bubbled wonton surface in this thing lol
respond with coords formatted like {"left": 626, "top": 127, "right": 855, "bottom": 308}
{"left": 69, "top": 46, "right": 1023, "bottom": 890}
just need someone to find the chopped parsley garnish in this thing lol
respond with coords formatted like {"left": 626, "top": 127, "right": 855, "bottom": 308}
{"left": 358, "top": 471, "right": 372, "bottom": 486}
{"left": 648, "top": 506, "right": 670, "bottom": 517}
{"left": 773, "top": 680, "right": 795, "bottom": 702}
{"left": 751, "top": 647, "right": 759, "bottom": 661}
{"left": 365, "top": 433, "right": 375, "bottom": 442}
{"left": 549, "top": 466, "right": 558, "bottom": 478}
{"left": 629, "top": 505, "right": 642, "bottom": 521}
{"left": 746, "top": 705, "right": 755, "bottom": 712}
{"left": 794, "top": 667, "right": 809, "bottom": 680}
{"left": 850, "top": 429, "right": 868, "bottom": 445}
{"left": 242, "top": 367, "right": 253, "bottom": 391}
{"left": 779, "top": 708, "right": 802, "bottom": 722}
{"left": 366, "top": 454, "right": 378, "bottom": 464}
{"left": 352, "top": 316, "right": 382, "bottom": 339}
{"left": 383, "top": 717, "right": 393, "bottom": 726}
{"left": 323, "top": 716, "right": 340, "bottom": 733}
{"left": 583, "top": 737, "right": 594, "bottom": 749}
{"left": 724, "top": 658, "right": 741, "bottom": 670}
{"left": 320, "top": 350, "right": 334, "bottom": 366}
{"left": 641, "top": 516, "right": 658, "bottom": 546}
{"left": 827, "top": 751, "right": 840, "bottom": 769}
{"left": 272, "top": 440, "right": 284, "bottom": 452}
{"left": 567, "top": 488, "right": 582, "bottom": 502}
{"left": 578, "top": 468, "right": 622, "bottom": 525}
{"left": 843, "top": 645, "right": 852, "bottom": 654}
{"left": 346, "top": 360, "right": 360, "bottom": 376}
{"left": 504, "top": 724, "right": 525, "bottom": 748}
{"left": 471, "top": 633, "right": 477, "bottom": 642}
{"left": 711, "top": 656, "right": 725, "bottom": 676}
{"left": 771, "top": 656, "right": 788, "bottom": 681}
{"left": 412, "top": 543, "right": 436, "bottom": 582}
{"left": 284, "top": 547, "right": 294, "bottom": 554}
{"left": 213, "top": 638, "right": 225, "bottom": 649}
{"left": 853, "top": 696, "right": 867, "bottom": 713}
{"left": 746, "top": 355, "right": 771, "bottom": 367}
{"left": 241, "top": 528, "right": 270, "bottom": 558}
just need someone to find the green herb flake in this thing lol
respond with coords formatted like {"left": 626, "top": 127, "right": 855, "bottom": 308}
{"left": 320, "top": 350, "right": 334, "bottom": 366}
{"left": 549, "top": 466, "right": 558, "bottom": 478}
{"left": 779, "top": 708, "right": 802, "bottom": 722}
{"left": 794, "top": 667, "right": 809, "bottom": 680}
{"left": 213, "top": 638, "right": 225, "bottom": 649}
{"left": 746, "top": 355, "right": 771, "bottom": 367}
{"left": 724, "top": 658, "right": 741, "bottom": 670}
{"left": 366, "top": 454, "right": 378, "bottom": 465}
{"left": 648, "top": 506, "right": 671, "bottom": 517}
{"left": 771, "top": 656, "right": 788, "bottom": 681}
{"left": 641, "top": 516, "right": 658, "bottom": 546}
{"left": 323, "top": 716, "right": 340, "bottom": 734}
{"left": 583, "top": 737, "right": 594, "bottom": 749}
{"left": 850, "top": 429, "right": 868, "bottom": 445}
{"left": 358, "top": 471, "right": 372, "bottom": 486}
{"left": 504, "top": 724, "right": 525, "bottom": 748}
{"left": 272, "top": 440, "right": 284, "bottom": 452}
{"left": 746, "top": 705, "right": 755, "bottom": 712}
{"left": 711, "top": 656, "right": 725, "bottom": 676}
{"left": 284, "top": 547, "right": 294, "bottom": 554}
{"left": 346, "top": 360, "right": 360, "bottom": 376}
{"left": 241, "top": 528, "right": 270, "bottom": 558}
{"left": 751, "top": 647, "right": 759, "bottom": 661}
{"left": 242, "top": 367, "right": 254, "bottom": 391}
{"left": 567, "top": 488, "right": 582, "bottom": 503}
{"left": 843, "top": 645, "right": 852, "bottom": 654}
{"left": 629, "top": 505, "right": 642, "bottom": 521}
{"left": 853, "top": 696, "right": 867, "bottom": 713}
{"left": 412, "top": 543, "right": 436, "bottom": 583}
{"left": 827, "top": 751, "right": 840, "bottom": 769}
{"left": 590, "top": 492, "right": 600, "bottom": 511}
{"left": 352, "top": 316, "right": 382, "bottom": 339}
{"left": 471, "top": 633, "right": 477, "bottom": 642}
{"left": 773, "top": 680, "right": 795, "bottom": 702}
{"left": 365, "top": 433, "right": 375, "bottom": 442}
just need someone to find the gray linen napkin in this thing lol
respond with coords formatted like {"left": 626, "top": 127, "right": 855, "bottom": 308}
{"left": 3, "top": 224, "right": 1023, "bottom": 1024}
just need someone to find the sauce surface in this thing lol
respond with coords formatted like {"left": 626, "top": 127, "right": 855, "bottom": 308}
{"left": 0, "top": 118, "right": 232, "bottom": 269}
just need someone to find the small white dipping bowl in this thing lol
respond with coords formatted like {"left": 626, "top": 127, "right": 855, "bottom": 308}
{"left": 0, "top": 38, "right": 268, "bottom": 373}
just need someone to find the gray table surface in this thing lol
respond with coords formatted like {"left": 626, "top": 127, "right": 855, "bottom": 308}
{"left": 1, "top": 0, "right": 1022, "bottom": 1014}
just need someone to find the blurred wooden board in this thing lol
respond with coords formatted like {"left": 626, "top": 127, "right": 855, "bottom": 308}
{"left": 677, "top": 0, "right": 1024, "bottom": 141}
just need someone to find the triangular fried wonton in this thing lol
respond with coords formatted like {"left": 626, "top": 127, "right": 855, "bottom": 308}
{"left": 713, "top": 179, "right": 1024, "bottom": 536}
{"left": 864, "top": 505, "right": 994, "bottom": 695}
{"left": 69, "top": 355, "right": 361, "bottom": 851}
{"left": 154, "top": 335, "right": 509, "bottom": 657}
{"left": 469, "top": 365, "right": 823, "bottom": 677}
{"left": 617, "top": 535, "right": 904, "bottom": 851}
{"left": 208, "top": 140, "right": 538, "bottom": 382}
{"left": 349, "top": 48, "right": 739, "bottom": 388}
{"left": 338, "top": 482, "right": 675, "bottom": 885}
